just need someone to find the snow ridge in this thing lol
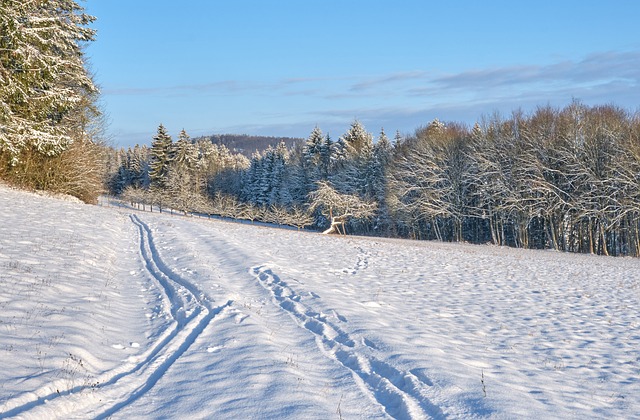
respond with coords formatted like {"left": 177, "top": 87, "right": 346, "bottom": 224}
{"left": 251, "top": 265, "right": 445, "bottom": 420}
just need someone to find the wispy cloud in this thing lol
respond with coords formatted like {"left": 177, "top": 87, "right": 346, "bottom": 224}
{"left": 103, "top": 80, "right": 264, "bottom": 96}
{"left": 107, "top": 49, "right": 640, "bottom": 146}
{"left": 300, "top": 50, "right": 640, "bottom": 134}
{"left": 103, "top": 76, "right": 354, "bottom": 98}
{"left": 428, "top": 50, "right": 640, "bottom": 92}
{"left": 105, "top": 50, "right": 640, "bottom": 102}
{"left": 350, "top": 71, "right": 430, "bottom": 92}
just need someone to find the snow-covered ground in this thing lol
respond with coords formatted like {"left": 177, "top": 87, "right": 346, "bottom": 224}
{"left": 1, "top": 184, "right": 639, "bottom": 419}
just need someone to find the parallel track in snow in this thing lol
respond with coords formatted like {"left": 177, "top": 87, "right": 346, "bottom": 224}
{"left": 251, "top": 265, "right": 445, "bottom": 420}
{"left": 0, "top": 215, "right": 231, "bottom": 419}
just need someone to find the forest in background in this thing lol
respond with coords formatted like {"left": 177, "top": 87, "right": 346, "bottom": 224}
{"left": 198, "top": 134, "right": 303, "bottom": 157}
{"left": 3, "top": 1, "right": 640, "bottom": 257}
{"left": 108, "top": 101, "right": 640, "bottom": 257}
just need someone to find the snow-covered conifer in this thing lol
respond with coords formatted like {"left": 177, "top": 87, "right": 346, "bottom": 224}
{"left": 149, "top": 124, "right": 173, "bottom": 189}
{"left": 394, "top": 130, "right": 403, "bottom": 145}
{"left": 338, "top": 120, "right": 374, "bottom": 161}
{"left": 242, "top": 151, "right": 263, "bottom": 204}
{"left": 367, "top": 128, "right": 393, "bottom": 203}
{"left": 319, "top": 134, "right": 333, "bottom": 179}
{"left": 0, "top": 0, "right": 97, "bottom": 165}
{"left": 303, "top": 126, "right": 323, "bottom": 167}
{"left": 173, "top": 129, "right": 199, "bottom": 171}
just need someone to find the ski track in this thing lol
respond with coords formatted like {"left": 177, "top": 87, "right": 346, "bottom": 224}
{"left": 0, "top": 214, "right": 231, "bottom": 419}
{"left": 251, "top": 265, "right": 445, "bottom": 420}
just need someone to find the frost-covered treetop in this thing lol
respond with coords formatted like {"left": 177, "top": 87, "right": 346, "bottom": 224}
{"left": 337, "top": 120, "right": 373, "bottom": 160}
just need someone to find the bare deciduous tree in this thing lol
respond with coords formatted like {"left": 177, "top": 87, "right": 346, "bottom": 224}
{"left": 308, "top": 181, "right": 377, "bottom": 235}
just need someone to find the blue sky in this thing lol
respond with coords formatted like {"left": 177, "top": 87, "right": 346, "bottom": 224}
{"left": 84, "top": 1, "right": 640, "bottom": 147}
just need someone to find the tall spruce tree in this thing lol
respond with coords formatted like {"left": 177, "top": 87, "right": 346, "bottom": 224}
{"left": 319, "top": 134, "right": 333, "bottom": 179}
{"left": 367, "top": 128, "right": 392, "bottom": 202}
{"left": 149, "top": 124, "right": 173, "bottom": 189}
{"left": 303, "top": 126, "right": 323, "bottom": 167}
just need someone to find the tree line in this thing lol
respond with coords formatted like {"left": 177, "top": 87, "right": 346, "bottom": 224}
{"left": 199, "top": 133, "right": 303, "bottom": 157}
{"left": 389, "top": 103, "right": 640, "bottom": 257}
{"left": 107, "top": 101, "right": 640, "bottom": 257}
{"left": 6, "top": 2, "right": 638, "bottom": 257}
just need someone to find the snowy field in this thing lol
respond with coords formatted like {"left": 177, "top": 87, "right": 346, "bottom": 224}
{"left": 1, "top": 184, "right": 639, "bottom": 419}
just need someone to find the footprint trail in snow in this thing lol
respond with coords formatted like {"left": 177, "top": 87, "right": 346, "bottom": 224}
{"left": 251, "top": 265, "right": 445, "bottom": 420}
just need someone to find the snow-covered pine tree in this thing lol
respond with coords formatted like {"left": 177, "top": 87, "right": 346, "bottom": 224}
{"left": 338, "top": 120, "right": 374, "bottom": 161}
{"left": 270, "top": 141, "right": 292, "bottom": 206}
{"left": 0, "top": 0, "right": 97, "bottom": 165}
{"left": 319, "top": 134, "right": 333, "bottom": 179}
{"left": 130, "top": 145, "right": 149, "bottom": 189}
{"left": 303, "top": 126, "right": 324, "bottom": 167}
{"left": 242, "top": 151, "right": 263, "bottom": 204}
{"left": 377, "top": 128, "right": 392, "bottom": 152}
{"left": 394, "top": 130, "right": 403, "bottom": 145}
{"left": 168, "top": 129, "right": 204, "bottom": 205}
{"left": 330, "top": 121, "right": 375, "bottom": 201}
{"left": 173, "top": 129, "right": 199, "bottom": 171}
{"left": 368, "top": 128, "right": 394, "bottom": 231}
{"left": 257, "top": 146, "right": 275, "bottom": 206}
{"left": 367, "top": 128, "right": 392, "bottom": 202}
{"left": 148, "top": 124, "right": 173, "bottom": 190}
{"left": 110, "top": 148, "right": 131, "bottom": 194}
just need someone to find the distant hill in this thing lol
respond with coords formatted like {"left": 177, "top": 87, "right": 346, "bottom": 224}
{"left": 196, "top": 134, "right": 304, "bottom": 156}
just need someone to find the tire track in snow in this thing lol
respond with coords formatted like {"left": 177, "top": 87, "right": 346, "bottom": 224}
{"left": 250, "top": 265, "right": 445, "bottom": 420}
{"left": 0, "top": 215, "right": 231, "bottom": 419}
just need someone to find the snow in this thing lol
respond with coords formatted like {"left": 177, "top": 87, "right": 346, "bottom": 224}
{"left": 1, "top": 184, "right": 639, "bottom": 419}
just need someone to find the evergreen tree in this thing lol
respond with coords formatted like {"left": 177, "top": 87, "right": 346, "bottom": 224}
{"left": 110, "top": 149, "right": 131, "bottom": 194}
{"left": 303, "top": 126, "right": 324, "bottom": 167}
{"left": 376, "top": 128, "right": 391, "bottom": 150}
{"left": 270, "top": 141, "right": 292, "bottom": 206}
{"left": 394, "top": 130, "right": 403, "bottom": 145}
{"left": 319, "top": 134, "right": 333, "bottom": 179}
{"left": 172, "top": 129, "right": 199, "bottom": 174}
{"left": 338, "top": 120, "right": 374, "bottom": 161}
{"left": 368, "top": 128, "right": 392, "bottom": 201}
{"left": 242, "top": 151, "right": 263, "bottom": 204}
{"left": 330, "top": 121, "right": 375, "bottom": 202}
{"left": 258, "top": 147, "right": 275, "bottom": 206}
{"left": 149, "top": 124, "right": 173, "bottom": 189}
{"left": 129, "top": 145, "right": 149, "bottom": 189}
{"left": 0, "top": 0, "right": 97, "bottom": 165}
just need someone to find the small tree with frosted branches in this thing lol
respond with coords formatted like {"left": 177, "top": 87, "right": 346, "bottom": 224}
{"left": 308, "top": 181, "right": 377, "bottom": 234}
